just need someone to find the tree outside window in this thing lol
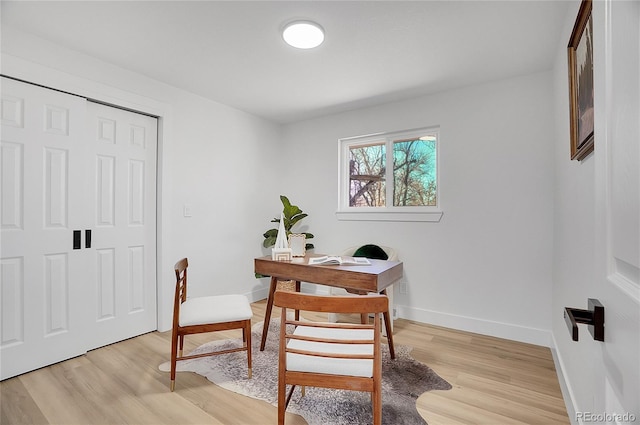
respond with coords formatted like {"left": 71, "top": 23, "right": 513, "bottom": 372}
{"left": 345, "top": 130, "right": 438, "bottom": 209}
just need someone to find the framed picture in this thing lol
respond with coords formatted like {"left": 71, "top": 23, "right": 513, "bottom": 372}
{"left": 288, "top": 233, "right": 306, "bottom": 257}
{"left": 567, "top": 0, "right": 594, "bottom": 161}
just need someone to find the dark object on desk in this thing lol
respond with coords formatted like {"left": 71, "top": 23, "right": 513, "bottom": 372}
{"left": 353, "top": 244, "right": 389, "bottom": 260}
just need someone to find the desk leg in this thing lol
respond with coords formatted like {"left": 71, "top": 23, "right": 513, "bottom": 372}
{"left": 260, "top": 277, "right": 278, "bottom": 351}
{"left": 295, "top": 281, "right": 301, "bottom": 321}
{"left": 381, "top": 289, "right": 395, "bottom": 359}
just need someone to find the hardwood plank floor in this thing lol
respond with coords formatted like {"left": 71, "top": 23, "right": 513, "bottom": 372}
{"left": 1, "top": 300, "right": 569, "bottom": 424}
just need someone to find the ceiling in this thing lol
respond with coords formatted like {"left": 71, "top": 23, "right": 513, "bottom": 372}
{"left": 1, "top": 1, "right": 570, "bottom": 124}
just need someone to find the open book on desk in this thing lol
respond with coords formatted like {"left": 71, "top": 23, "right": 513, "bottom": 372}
{"left": 308, "top": 256, "right": 371, "bottom": 266}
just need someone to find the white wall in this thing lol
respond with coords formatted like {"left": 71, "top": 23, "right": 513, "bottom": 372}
{"left": 550, "top": 1, "right": 597, "bottom": 420}
{"left": 1, "top": 29, "right": 285, "bottom": 332}
{"left": 279, "top": 71, "right": 556, "bottom": 346}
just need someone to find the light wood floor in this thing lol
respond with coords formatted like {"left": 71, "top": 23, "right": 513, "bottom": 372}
{"left": 1, "top": 300, "right": 569, "bottom": 425}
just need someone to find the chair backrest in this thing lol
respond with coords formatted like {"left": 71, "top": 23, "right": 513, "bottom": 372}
{"left": 173, "top": 258, "right": 189, "bottom": 327}
{"left": 274, "top": 291, "right": 388, "bottom": 372}
{"left": 275, "top": 290, "right": 388, "bottom": 315}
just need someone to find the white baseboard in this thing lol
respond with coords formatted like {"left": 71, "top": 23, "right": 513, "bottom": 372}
{"left": 395, "top": 304, "right": 552, "bottom": 347}
{"left": 247, "top": 286, "right": 270, "bottom": 303}
{"left": 550, "top": 334, "right": 579, "bottom": 425}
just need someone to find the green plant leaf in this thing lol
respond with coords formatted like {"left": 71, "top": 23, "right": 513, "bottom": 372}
{"left": 281, "top": 195, "right": 303, "bottom": 230}
{"left": 280, "top": 195, "right": 291, "bottom": 209}
{"left": 289, "top": 213, "right": 308, "bottom": 228}
{"left": 284, "top": 204, "right": 302, "bottom": 218}
{"left": 263, "top": 235, "right": 277, "bottom": 248}
{"left": 263, "top": 229, "right": 278, "bottom": 238}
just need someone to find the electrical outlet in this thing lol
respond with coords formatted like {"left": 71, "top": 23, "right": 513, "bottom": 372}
{"left": 399, "top": 281, "right": 408, "bottom": 294}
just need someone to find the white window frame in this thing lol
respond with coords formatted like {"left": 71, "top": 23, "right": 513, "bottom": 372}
{"left": 336, "top": 127, "right": 443, "bottom": 222}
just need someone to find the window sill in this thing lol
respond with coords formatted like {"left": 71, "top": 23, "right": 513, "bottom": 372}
{"left": 335, "top": 210, "right": 443, "bottom": 222}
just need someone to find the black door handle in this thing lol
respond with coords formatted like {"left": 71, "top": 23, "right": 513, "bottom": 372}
{"left": 85, "top": 229, "right": 91, "bottom": 248}
{"left": 564, "top": 298, "right": 605, "bottom": 341}
{"left": 73, "top": 230, "right": 81, "bottom": 249}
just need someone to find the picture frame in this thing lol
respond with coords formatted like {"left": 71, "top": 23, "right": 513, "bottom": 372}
{"left": 567, "top": 0, "right": 594, "bottom": 161}
{"left": 288, "top": 233, "right": 306, "bottom": 257}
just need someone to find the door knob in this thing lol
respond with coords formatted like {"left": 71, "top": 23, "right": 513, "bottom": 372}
{"left": 564, "top": 298, "right": 604, "bottom": 341}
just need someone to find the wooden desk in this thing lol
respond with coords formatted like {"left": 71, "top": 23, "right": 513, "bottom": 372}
{"left": 254, "top": 254, "right": 403, "bottom": 358}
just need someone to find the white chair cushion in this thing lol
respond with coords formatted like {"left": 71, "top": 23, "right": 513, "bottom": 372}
{"left": 179, "top": 294, "right": 252, "bottom": 327}
{"left": 286, "top": 325, "right": 374, "bottom": 378}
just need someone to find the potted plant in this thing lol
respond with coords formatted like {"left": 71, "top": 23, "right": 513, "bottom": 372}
{"left": 262, "top": 195, "right": 314, "bottom": 250}
{"left": 257, "top": 195, "right": 314, "bottom": 279}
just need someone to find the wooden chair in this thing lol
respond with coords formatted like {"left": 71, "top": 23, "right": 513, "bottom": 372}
{"left": 170, "top": 258, "right": 252, "bottom": 391}
{"left": 273, "top": 290, "right": 388, "bottom": 425}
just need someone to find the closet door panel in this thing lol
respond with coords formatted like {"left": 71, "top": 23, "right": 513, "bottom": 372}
{"left": 0, "top": 77, "right": 90, "bottom": 380}
{"left": 85, "top": 102, "right": 157, "bottom": 351}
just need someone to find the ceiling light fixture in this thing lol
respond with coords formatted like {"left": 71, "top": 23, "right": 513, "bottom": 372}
{"left": 282, "top": 20, "right": 324, "bottom": 49}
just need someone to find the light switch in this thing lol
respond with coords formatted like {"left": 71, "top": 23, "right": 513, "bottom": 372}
{"left": 183, "top": 204, "right": 192, "bottom": 217}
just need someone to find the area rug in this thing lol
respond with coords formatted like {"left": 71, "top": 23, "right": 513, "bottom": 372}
{"left": 159, "top": 319, "right": 451, "bottom": 424}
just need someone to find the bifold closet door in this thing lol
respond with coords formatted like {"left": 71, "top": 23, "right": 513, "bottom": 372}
{"left": 0, "top": 78, "right": 158, "bottom": 380}
{"left": 84, "top": 101, "right": 157, "bottom": 352}
{"left": 1, "top": 77, "right": 92, "bottom": 380}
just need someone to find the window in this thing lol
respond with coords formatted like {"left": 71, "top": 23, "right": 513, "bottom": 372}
{"left": 337, "top": 127, "right": 442, "bottom": 222}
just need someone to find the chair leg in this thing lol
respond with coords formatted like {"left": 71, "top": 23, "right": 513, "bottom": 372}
{"left": 170, "top": 329, "right": 179, "bottom": 392}
{"left": 245, "top": 320, "right": 253, "bottom": 378}
{"left": 285, "top": 384, "right": 297, "bottom": 407}
{"left": 372, "top": 387, "right": 382, "bottom": 425}
{"left": 278, "top": 382, "right": 287, "bottom": 425}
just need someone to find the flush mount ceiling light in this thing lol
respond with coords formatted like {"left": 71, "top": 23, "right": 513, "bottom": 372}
{"left": 282, "top": 21, "right": 324, "bottom": 49}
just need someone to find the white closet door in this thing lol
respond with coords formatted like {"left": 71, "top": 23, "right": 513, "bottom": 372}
{"left": 84, "top": 101, "right": 157, "bottom": 351}
{"left": 1, "top": 79, "right": 158, "bottom": 380}
{"left": 1, "top": 77, "right": 91, "bottom": 379}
